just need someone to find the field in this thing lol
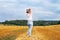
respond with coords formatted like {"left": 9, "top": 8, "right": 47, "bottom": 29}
{"left": 0, "top": 24, "right": 60, "bottom": 40}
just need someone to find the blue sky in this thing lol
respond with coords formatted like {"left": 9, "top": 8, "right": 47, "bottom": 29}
{"left": 0, "top": 0, "right": 60, "bottom": 22}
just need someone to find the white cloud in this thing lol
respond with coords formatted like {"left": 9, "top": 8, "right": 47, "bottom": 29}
{"left": 31, "top": 7, "right": 54, "bottom": 16}
{"left": 0, "top": 0, "right": 60, "bottom": 21}
{"left": 0, "top": 0, "right": 17, "bottom": 2}
{"left": 20, "top": 0, "right": 40, "bottom": 3}
{"left": 0, "top": 0, "right": 18, "bottom": 14}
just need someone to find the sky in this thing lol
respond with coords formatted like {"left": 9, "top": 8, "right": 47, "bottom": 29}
{"left": 0, "top": 0, "right": 60, "bottom": 22}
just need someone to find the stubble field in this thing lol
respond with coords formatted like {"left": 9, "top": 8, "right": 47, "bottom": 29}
{"left": 0, "top": 24, "right": 60, "bottom": 40}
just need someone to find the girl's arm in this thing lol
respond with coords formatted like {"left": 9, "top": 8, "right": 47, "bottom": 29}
{"left": 26, "top": 13, "right": 30, "bottom": 17}
{"left": 26, "top": 8, "right": 31, "bottom": 16}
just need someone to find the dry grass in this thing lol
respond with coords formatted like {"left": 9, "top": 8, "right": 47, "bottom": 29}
{"left": 0, "top": 24, "right": 60, "bottom": 40}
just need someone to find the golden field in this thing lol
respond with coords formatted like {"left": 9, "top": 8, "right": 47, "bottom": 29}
{"left": 0, "top": 24, "right": 60, "bottom": 40}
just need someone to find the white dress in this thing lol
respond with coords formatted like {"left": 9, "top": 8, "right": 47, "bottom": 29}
{"left": 27, "top": 14, "right": 33, "bottom": 25}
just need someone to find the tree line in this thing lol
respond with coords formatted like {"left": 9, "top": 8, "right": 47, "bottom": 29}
{"left": 0, "top": 20, "right": 60, "bottom": 26}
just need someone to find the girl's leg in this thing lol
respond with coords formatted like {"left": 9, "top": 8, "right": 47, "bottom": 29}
{"left": 27, "top": 24, "right": 33, "bottom": 37}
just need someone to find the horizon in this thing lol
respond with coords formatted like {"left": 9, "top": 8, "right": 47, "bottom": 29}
{"left": 0, "top": 19, "right": 60, "bottom": 22}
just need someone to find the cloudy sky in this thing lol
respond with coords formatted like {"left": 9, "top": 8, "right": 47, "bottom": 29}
{"left": 0, "top": 0, "right": 60, "bottom": 22}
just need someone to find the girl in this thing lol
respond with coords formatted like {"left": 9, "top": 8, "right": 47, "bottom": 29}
{"left": 26, "top": 8, "right": 33, "bottom": 37}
